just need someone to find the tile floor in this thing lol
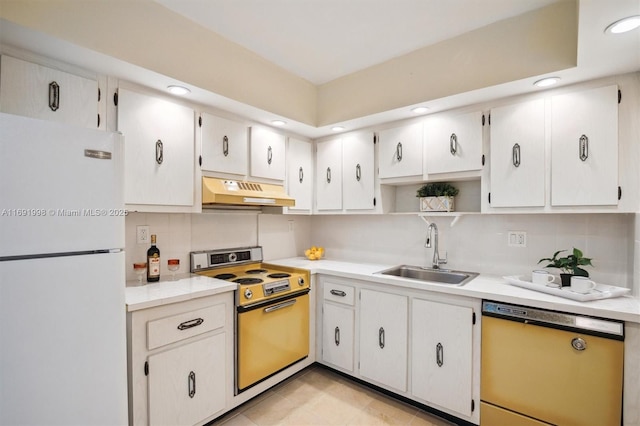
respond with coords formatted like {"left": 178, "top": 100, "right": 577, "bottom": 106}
{"left": 213, "top": 365, "right": 456, "bottom": 426}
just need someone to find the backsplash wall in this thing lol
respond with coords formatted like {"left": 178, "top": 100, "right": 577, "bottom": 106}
{"left": 310, "top": 213, "right": 637, "bottom": 294}
{"left": 125, "top": 212, "right": 638, "bottom": 297}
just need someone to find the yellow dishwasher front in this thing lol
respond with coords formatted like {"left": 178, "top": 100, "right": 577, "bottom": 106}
{"left": 480, "top": 301, "right": 624, "bottom": 426}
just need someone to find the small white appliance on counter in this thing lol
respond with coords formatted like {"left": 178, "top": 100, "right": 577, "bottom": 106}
{"left": 0, "top": 113, "right": 128, "bottom": 425}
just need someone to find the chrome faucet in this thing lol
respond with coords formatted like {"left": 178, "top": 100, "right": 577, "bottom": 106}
{"left": 425, "top": 222, "right": 447, "bottom": 269}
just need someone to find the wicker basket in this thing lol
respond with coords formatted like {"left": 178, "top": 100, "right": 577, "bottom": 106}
{"left": 419, "top": 196, "right": 454, "bottom": 212}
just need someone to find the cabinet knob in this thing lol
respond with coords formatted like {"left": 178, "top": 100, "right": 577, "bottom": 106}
{"left": 579, "top": 135, "right": 589, "bottom": 161}
{"left": 267, "top": 145, "right": 273, "bottom": 165}
{"left": 436, "top": 342, "right": 444, "bottom": 367}
{"left": 512, "top": 143, "right": 521, "bottom": 167}
{"left": 334, "top": 326, "right": 340, "bottom": 346}
{"left": 396, "top": 142, "right": 403, "bottom": 161}
{"left": 188, "top": 371, "right": 196, "bottom": 398}
{"left": 48, "top": 81, "right": 60, "bottom": 112}
{"left": 326, "top": 167, "right": 332, "bottom": 183}
{"left": 155, "top": 140, "right": 164, "bottom": 164}
{"left": 450, "top": 133, "right": 458, "bottom": 156}
{"left": 355, "top": 163, "right": 362, "bottom": 182}
{"left": 378, "top": 327, "right": 385, "bottom": 349}
{"left": 299, "top": 166, "right": 304, "bottom": 183}
{"left": 222, "top": 135, "right": 229, "bottom": 157}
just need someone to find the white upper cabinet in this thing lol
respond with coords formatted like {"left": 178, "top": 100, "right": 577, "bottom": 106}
{"left": 490, "top": 99, "right": 546, "bottom": 207}
{"left": 117, "top": 88, "right": 195, "bottom": 207}
{"left": 250, "top": 126, "right": 286, "bottom": 181}
{"left": 0, "top": 55, "right": 99, "bottom": 129}
{"left": 424, "top": 111, "right": 483, "bottom": 175}
{"left": 316, "top": 137, "right": 343, "bottom": 211}
{"left": 287, "top": 137, "right": 313, "bottom": 212}
{"left": 200, "top": 113, "right": 247, "bottom": 176}
{"left": 551, "top": 85, "right": 619, "bottom": 206}
{"left": 342, "top": 131, "right": 375, "bottom": 210}
{"left": 378, "top": 123, "right": 423, "bottom": 179}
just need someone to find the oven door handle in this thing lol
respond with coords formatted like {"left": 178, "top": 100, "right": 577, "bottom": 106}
{"left": 264, "top": 299, "right": 297, "bottom": 313}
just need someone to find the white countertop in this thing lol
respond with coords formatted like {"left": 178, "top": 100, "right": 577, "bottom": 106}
{"left": 270, "top": 257, "right": 640, "bottom": 323}
{"left": 125, "top": 274, "right": 236, "bottom": 312}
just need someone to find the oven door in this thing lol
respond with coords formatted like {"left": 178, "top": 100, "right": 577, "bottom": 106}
{"left": 237, "top": 290, "right": 309, "bottom": 392}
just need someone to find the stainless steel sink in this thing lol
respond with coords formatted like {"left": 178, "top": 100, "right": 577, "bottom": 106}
{"left": 377, "top": 265, "right": 478, "bottom": 286}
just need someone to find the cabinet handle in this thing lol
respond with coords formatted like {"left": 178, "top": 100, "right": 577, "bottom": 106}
{"left": 48, "top": 81, "right": 60, "bottom": 111}
{"left": 188, "top": 371, "right": 196, "bottom": 398}
{"left": 579, "top": 134, "right": 589, "bottom": 161}
{"left": 222, "top": 135, "right": 229, "bottom": 157}
{"left": 330, "top": 289, "right": 346, "bottom": 297}
{"left": 155, "top": 140, "right": 163, "bottom": 164}
{"left": 571, "top": 337, "right": 587, "bottom": 351}
{"left": 450, "top": 133, "right": 458, "bottom": 155}
{"left": 355, "top": 163, "right": 362, "bottom": 182}
{"left": 334, "top": 326, "right": 340, "bottom": 346}
{"left": 177, "top": 318, "right": 204, "bottom": 330}
{"left": 264, "top": 299, "right": 296, "bottom": 313}
{"left": 378, "top": 327, "right": 385, "bottom": 349}
{"left": 396, "top": 142, "right": 403, "bottom": 161}
{"left": 436, "top": 342, "right": 444, "bottom": 367}
{"left": 326, "top": 167, "right": 332, "bottom": 183}
{"left": 299, "top": 166, "right": 304, "bottom": 183}
{"left": 267, "top": 145, "right": 273, "bottom": 165}
{"left": 512, "top": 143, "right": 521, "bottom": 167}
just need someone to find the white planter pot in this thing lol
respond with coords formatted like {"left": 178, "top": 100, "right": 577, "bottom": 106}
{"left": 419, "top": 196, "right": 455, "bottom": 212}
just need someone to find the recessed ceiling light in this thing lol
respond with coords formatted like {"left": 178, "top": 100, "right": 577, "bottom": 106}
{"left": 331, "top": 126, "right": 345, "bottom": 132}
{"left": 605, "top": 15, "right": 640, "bottom": 34}
{"left": 411, "top": 106, "right": 429, "bottom": 114}
{"left": 167, "top": 85, "right": 190, "bottom": 95}
{"left": 271, "top": 120, "right": 286, "bottom": 126}
{"left": 534, "top": 77, "right": 560, "bottom": 88}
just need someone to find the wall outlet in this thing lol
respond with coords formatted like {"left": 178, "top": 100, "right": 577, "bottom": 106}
{"left": 508, "top": 231, "right": 527, "bottom": 247}
{"left": 136, "top": 225, "right": 150, "bottom": 244}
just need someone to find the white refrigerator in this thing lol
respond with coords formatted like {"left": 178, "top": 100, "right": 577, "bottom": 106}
{"left": 0, "top": 113, "right": 128, "bottom": 425}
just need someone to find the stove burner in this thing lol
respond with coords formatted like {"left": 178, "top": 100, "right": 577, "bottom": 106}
{"left": 214, "top": 273, "right": 237, "bottom": 280}
{"left": 267, "top": 273, "right": 291, "bottom": 279}
{"left": 246, "top": 269, "right": 268, "bottom": 274}
{"left": 234, "top": 278, "right": 264, "bottom": 285}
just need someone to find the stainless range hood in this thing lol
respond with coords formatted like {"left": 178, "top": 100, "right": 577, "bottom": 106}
{"left": 202, "top": 177, "right": 295, "bottom": 208}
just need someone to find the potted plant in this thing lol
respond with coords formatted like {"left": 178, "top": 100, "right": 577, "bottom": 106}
{"left": 538, "top": 247, "right": 593, "bottom": 287}
{"left": 416, "top": 182, "right": 459, "bottom": 212}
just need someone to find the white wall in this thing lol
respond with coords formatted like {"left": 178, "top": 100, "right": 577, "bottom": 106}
{"left": 310, "top": 213, "right": 636, "bottom": 292}
{"left": 125, "top": 211, "right": 636, "bottom": 295}
{"left": 124, "top": 212, "right": 311, "bottom": 282}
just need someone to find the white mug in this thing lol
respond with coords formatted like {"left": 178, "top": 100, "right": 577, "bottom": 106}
{"left": 570, "top": 276, "right": 597, "bottom": 294}
{"left": 532, "top": 270, "right": 555, "bottom": 285}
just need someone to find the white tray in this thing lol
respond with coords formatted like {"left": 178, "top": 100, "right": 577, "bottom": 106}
{"left": 503, "top": 275, "right": 631, "bottom": 302}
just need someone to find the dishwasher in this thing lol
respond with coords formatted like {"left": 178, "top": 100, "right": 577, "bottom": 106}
{"left": 480, "top": 300, "right": 624, "bottom": 426}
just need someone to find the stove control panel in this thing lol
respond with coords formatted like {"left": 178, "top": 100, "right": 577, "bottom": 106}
{"left": 264, "top": 279, "right": 290, "bottom": 296}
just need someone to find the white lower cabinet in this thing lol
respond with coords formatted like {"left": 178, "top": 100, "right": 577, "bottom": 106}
{"left": 148, "top": 334, "right": 225, "bottom": 426}
{"left": 317, "top": 276, "right": 480, "bottom": 424}
{"left": 127, "top": 293, "right": 233, "bottom": 426}
{"left": 321, "top": 281, "right": 356, "bottom": 372}
{"left": 411, "top": 298, "right": 474, "bottom": 418}
{"left": 359, "top": 289, "right": 408, "bottom": 392}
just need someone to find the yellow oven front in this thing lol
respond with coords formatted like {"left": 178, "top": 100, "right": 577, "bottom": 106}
{"left": 237, "top": 292, "right": 309, "bottom": 392}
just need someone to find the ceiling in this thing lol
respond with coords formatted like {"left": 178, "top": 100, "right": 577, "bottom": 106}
{"left": 154, "top": 0, "right": 559, "bottom": 85}
{"left": 0, "top": 0, "right": 638, "bottom": 138}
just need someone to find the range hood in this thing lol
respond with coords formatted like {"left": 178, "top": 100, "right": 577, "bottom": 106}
{"left": 202, "top": 177, "right": 295, "bottom": 208}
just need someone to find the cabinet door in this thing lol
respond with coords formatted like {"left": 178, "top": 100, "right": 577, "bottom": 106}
{"left": 316, "top": 138, "right": 343, "bottom": 210}
{"left": 322, "top": 303, "right": 355, "bottom": 372}
{"left": 343, "top": 131, "right": 375, "bottom": 210}
{"left": 148, "top": 334, "right": 226, "bottom": 426}
{"left": 378, "top": 123, "right": 423, "bottom": 178}
{"left": 117, "top": 88, "right": 195, "bottom": 206}
{"left": 551, "top": 85, "right": 619, "bottom": 206}
{"left": 424, "top": 111, "right": 483, "bottom": 174}
{"left": 201, "top": 113, "right": 247, "bottom": 175}
{"left": 359, "top": 289, "right": 408, "bottom": 392}
{"left": 250, "top": 126, "right": 286, "bottom": 181}
{"left": 0, "top": 55, "right": 98, "bottom": 129}
{"left": 411, "top": 299, "right": 473, "bottom": 417}
{"left": 287, "top": 138, "right": 313, "bottom": 211}
{"left": 490, "top": 99, "right": 546, "bottom": 207}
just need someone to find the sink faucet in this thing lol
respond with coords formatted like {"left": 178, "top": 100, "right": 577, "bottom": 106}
{"left": 425, "top": 222, "right": 447, "bottom": 269}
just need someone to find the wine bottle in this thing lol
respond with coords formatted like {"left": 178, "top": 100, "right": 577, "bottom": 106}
{"left": 147, "top": 234, "right": 160, "bottom": 282}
